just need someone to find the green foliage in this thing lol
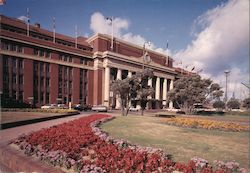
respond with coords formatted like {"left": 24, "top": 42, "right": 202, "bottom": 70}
{"left": 111, "top": 68, "right": 154, "bottom": 116}
{"left": 242, "top": 97, "right": 250, "bottom": 109}
{"left": 168, "top": 75, "right": 223, "bottom": 114}
{"left": 227, "top": 98, "right": 240, "bottom": 109}
{"left": 213, "top": 100, "right": 225, "bottom": 110}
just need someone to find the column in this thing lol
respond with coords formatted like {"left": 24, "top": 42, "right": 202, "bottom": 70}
{"left": 116, "top": 69, "right": 122, "bottom": 109}
{"left": 162, "top": 78, "right": 167, "bottom": 107}
{"left": 169, "top": 79, "right": 174, "bottom": 109}
{"left": 147, "top": 78, "right": 152, "bottom": 99}
{"left": 128, "top": 71, "right": 132, "bottom": 78}
{"left": 155, "top": 77, "right": 160, "bottom": 100}
{"left": 104, "top": 66, "right": 110, "bottom": 107}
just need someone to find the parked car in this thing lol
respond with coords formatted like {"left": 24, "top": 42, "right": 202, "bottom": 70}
{"left": 74, "top": 104, "right": 92, "bottom": 111}
{"left": 129, "top": 107, "right": 140, "bottom": 111}
{"left": 92, "top": 105, "right": 108, "bottom": 112}
{"left": 57, "top": 104, "right": 68, "bottom": 109}
{"left": 41, "top": 104, "right": 57, "bottom": 109}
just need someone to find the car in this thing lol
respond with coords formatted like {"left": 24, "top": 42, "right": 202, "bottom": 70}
{"left": 91, "top": 105, "right": 108, "bottom": 112}
{"left": 74, "top": 104, "right": 92, "bottom": 111}
{"left": 129, "top": 107, "right": 140, "bottom": 111}
{"left": 57, "top": 104, "right": 68, "bottom": 109}
{"left": 41, "top": 104, "right": 57, "bottom": 109}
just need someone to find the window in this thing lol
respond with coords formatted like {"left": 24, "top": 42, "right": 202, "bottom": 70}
{"left": 40, "top": 63, "right": 44, "bottom": 73}
{"left": 10, "top": 44, "right": 17, "bottom": 51}
{"left": 40, "top": 77, "right": 44, "bottom": 86}
{"left": 34, "top": 49, "right": 39, "bottom": 55}
{"left": 64, "top": 56, "right": 68, "bottom": 61}
{"left": 17, "top": 46, "right": 23, "bottom": 53}
{"left": 19, "top": 75, "right": 23, "bottom": 85}
{"left": 59, "top": 55, "right": 63, "bottom": 60}
{"left": 45, "top": 51, "right": 50, "bottom": 58}
{"left": 69, "top": 56, "right": 72, "bottom": 62}
{"left": 12, "top": 58, "right": 17, "bottom": 68}
{"left": 46, "top": 64, "right": 50, "bottom": 73}
{"left": 40, "top": 50, "right": 45, "bottom": 57}
{"left": 46, "top": 93, "right": 50, "bottom": 103}
{"left": 46, "top": 78, "right": 50, "bottom": 86}
{"left": 40, "top": 92, "right": 44, "bottom": 102}
{"left": 19, "top": 92, "right": 23, "bottom": 101}
{"left": 18, "top": 60, "right": 23, "bottom": 69}
{"left": 1, "top": 42, "right": 9, "bottom": 50}
{"left": 12, "top": 74, "right": 17, "bottom": 84}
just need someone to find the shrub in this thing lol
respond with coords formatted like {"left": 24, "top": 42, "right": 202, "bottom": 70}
{"left": 213, "top": 100, "right": 225, "bottom": 110}
{"left": 242, "top": 97, "right": 250, "bottom": 110}
{"left": 227, "top": 98, "right": 240, "bottom": 109}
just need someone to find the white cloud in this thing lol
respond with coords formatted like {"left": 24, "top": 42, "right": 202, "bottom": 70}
{"left": 18, "top": 15, "right": 29, "bottom": 22}
{"left": 174, "top": 0, "right": 249, "bottom": 100}
{"left": 89, "top": 12, "right": 169, "bottom": 54}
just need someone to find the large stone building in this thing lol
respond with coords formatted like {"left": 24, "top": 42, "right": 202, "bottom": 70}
{"left": 0, "top": 15, "right": 180, "bottom": 109}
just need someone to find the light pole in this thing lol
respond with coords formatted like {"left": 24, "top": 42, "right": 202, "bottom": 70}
{"left": 224, "top": 70, "right": 230, "bottom": 103}
{"left": 142, "top": 41, "right": 151, "bottom": 69}
{"left": 106, "top": 17, "right": 114, "bottom": 51}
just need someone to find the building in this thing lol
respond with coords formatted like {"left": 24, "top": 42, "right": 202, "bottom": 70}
{"left": 0, "top": 15, "right": 178, "bottom": 109}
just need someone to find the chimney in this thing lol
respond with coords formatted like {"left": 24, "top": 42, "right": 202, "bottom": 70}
{"left": 34, "top": 23, "right": 40, "bottom": 28}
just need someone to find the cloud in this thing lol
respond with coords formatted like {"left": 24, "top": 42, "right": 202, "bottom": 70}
{"left": 18, "top": 15, "right": 29, "bottom": 22}
{"left": 174, "top": 0, "right": 249, "bottom": 99}
{"left": 89, "top": 12, "right": 168, "bottom": 54}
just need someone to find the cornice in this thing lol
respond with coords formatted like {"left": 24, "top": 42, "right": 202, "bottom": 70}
{"left": 0, "top": 50, "right": 94, "bottom": 70}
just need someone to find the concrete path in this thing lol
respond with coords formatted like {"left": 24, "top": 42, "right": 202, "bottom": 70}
{"left": 0, "top": 112, "right": 93, "bottom": 145}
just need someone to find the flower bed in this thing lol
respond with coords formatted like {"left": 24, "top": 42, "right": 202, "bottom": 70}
{"left": 162, "top": 117, "right": 250, "bottom": 132}
{"left": 11, "top": 114, "right": 247, "bottom": 173}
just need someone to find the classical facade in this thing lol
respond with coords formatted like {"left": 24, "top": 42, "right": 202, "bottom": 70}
{"left": 0, "top": 15, "right": 179, "bottom": 109}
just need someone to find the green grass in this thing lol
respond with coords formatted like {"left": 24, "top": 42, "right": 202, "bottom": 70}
{"left": 101, "top": 115, "right": 250, "bottom": 169}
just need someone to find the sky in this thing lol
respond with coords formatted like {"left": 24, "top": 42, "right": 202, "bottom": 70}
{"left": 1, "top": 0, "right": 249, "bottom": 100}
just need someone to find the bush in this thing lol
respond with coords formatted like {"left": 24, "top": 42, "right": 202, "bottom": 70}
{"left": 242, "top": 97, "right": 250, "bottom": 109}
{"left": 227, "top": 98, "right": 240, "bottom": 109}
{"left": 213, "top": 100, "right": 225, "bottom": 110}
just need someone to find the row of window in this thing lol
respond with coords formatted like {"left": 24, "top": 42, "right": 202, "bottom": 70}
{"left": 34, "top": 48, "right": 51, "bottom": 58}
{"left": 1, "top": 42, "right": 23, "bottom": 53}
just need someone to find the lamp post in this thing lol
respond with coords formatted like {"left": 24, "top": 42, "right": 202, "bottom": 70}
{"left": 106, "top": 17, "right": 114, "bottom": 51}
{"left": 224, "top": 70, "right": 230, "bottom": 103}
{"left": 142, "top": 41, "right": 151, "bottom": 69}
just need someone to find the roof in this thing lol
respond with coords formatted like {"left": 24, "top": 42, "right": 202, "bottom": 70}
{"left": 0, "top": 15, "right": 91, "bottom": 48}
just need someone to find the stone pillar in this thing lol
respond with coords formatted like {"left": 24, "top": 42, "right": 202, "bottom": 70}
{"left": 104, "top": 66, "right": 110, "bottom": 107}
{"left": 162, "top": 78, "right": 167, "bottom": 107}
{"left": 169, "top": 79, "right": 174, "bottom": 109}
{"left": 155, "top": 77, "right": 160, "bottom": 100}
{"left": 128, "top": 71, "right": 132, "bottom": 78}
{"left": 116, "top": 68, "right": 122, "bottom": 109}
{"left": 147, "top": 78, "right": 152, "bottom": 99}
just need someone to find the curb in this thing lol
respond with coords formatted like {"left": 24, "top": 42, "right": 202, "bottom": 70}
{"left": 0, "top": 143, "right": 64, "bottom": 173}
{"left": 1, "top": 112, "right": 80, "bottom": 129}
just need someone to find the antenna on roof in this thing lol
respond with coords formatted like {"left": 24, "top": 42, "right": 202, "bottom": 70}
{"left": 165, "top": 40, "right": 169, "bottom": 65}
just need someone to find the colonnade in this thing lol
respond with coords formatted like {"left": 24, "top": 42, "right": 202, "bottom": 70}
{"left": 104, "top": 66, "right": 174, "bottom": 109}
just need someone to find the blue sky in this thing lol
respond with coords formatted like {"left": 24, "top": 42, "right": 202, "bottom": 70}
{"left": 1, "top": 0, "right": 249, "bottom": 99}
{"left": 1, "top": 0, "right": 227, "bottom": 52}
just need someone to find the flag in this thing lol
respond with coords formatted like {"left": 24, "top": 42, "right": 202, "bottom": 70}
{"left": 0, "top": 0, "right": 6, "bottom": 5}
{"left": 75, "top": 25, "right": 78, "bottom": 48}
{"left": 26, "top": 8, "right": 30, "bottom": 36}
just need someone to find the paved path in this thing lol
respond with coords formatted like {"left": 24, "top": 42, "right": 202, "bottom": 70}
{"left": 0, "top": 112, "right": 94, "bottom": 145}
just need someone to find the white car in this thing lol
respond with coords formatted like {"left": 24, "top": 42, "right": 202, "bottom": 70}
{"left": 41, "top": 104, "right": 57, "bottom": 109}
{"left": 92, "top": 105, "right": 108, "bottom": 112}
{"left": 129, "top": 107, "right": 140, "bottom": 111}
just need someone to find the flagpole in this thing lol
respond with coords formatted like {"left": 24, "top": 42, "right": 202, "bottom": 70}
{"left": 27, "top": 8, "right": 30, "bottom": 36}
{"left": 75, "top": 25, "right": 78, "bottom": 48}
{"left": 166, "top": 40, "right": 169, "bottom": 65}
{"left": 53, "top": 17, "right": 56, "bottom": 43}
{"left": 111, "top": 16, "right": 114, "bottom": 51}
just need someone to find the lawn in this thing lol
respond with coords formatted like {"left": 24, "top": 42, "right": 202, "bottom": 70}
{"left": 101, "top": 115, "right": 250, "bottom": 169}
{"left": 0, "top": 112, "right": 61, "bottom": 124}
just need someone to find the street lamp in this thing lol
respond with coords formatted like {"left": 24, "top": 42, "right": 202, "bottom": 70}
{"left": 106, "top": 17, "right": 114, "bottom": 51}
{"left": 224, "top": 70, "right": 230, "bottom": 103}
{"left": 142, "top": 41, "right": 151, "bottom": 69}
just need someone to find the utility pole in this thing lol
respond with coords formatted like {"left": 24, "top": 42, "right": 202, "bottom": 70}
{"left": 224, "top": 70, "right": 230, "bottom": 103}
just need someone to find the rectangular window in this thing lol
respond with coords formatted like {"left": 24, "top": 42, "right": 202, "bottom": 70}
{"left": 46, "top": 78, "right": 50, "bottom": 86}
{"left": 45, "top": 51, "right": 50, "bottom": 58}
{"left": 40, "top": 50, "right": 45, "bottom": 57}
{"left": 12, "top": 74, "right": 17, "bottom": 84}
{"left": 40, "top": 92, "right": 44, "bottom": 102}
{"left": 46, "top": 64, "right": 50, "bottom": 73}
{"left": 18, "top": 59, "right": 23, "bottom": 69}
{"left": 59, "top": 55, "right": 63, "bottom": 60}
{"left": 19, "top": 91, "right": 23, "bottom": 101}
{"left": 69, "top": 56, "right": 72, "bottom": 62}
{"left": 17, "top": 46, "right": 23, "bottom": 53}
{"left": 64, "top": 56, "right": 68, "bottom": 61}
{"left": 40, "top": 63, "right": 44, "bottom": 73}
{"left": 10, "top": 44, "right": 17, "bottom": 51}
{"left": 34, "top": 49, "right": 39, "bottom": 55}
{"left": 19, "top": 75, "right": 23, "bottom": 85}
{"left": 46, "top": 93, "right": 50, "bottom": 104}
{"left": 12, "top": 58, "right": 17, "bottom": 68}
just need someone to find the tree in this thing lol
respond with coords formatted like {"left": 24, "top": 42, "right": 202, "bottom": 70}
{"left": 227, "top": 98, "right": 240, "bottom": 110}
{"left": 167, "top": 74, "right": 223, "bottom": 114}
{"left": 213, "top": 100, "right": 225, "bottom": 111}
{"left": 242, "top": 97, "right": 250, "bottom": 110}
{"left": 111, "top": 69, "right": 154, "bottom": 116}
